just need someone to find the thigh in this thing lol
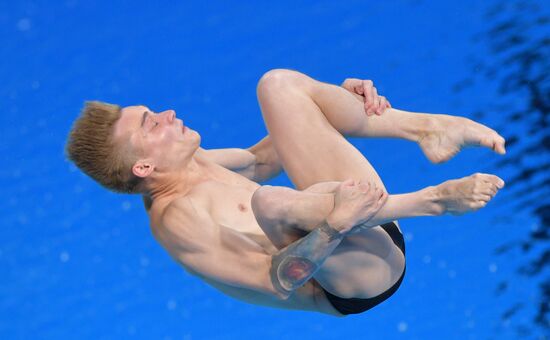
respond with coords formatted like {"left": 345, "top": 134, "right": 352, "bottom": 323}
{"left": 253, "top": 184, "right": 400, "bottom": 260}
{"left": 252, "top": 184, "right": 405, "bottom": 299}
{"left": 257, "top": 73, "right": 385, "bottom": 191}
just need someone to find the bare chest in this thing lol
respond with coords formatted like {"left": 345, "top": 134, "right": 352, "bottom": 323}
{"left": 208, "top": 184, "right": 260, "bottom": 233}
{"left": 188, "top": 180, "right": 278, "bottom": 248}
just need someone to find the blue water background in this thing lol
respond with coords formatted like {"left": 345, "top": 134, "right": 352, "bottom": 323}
{"left": 0, "top": 1, "right": 543, "bottom": 339}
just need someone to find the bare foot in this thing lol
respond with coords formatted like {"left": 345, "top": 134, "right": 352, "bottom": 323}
{"left": 433, "top": 173, "right": 505, "bottom": 215}
{"left": 418, "top": 114, "right": 506, "bottom": 163}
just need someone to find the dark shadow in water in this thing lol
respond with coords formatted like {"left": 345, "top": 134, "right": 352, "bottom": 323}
{"left": 454, "top": 0, "right": 549, "bottom": 337}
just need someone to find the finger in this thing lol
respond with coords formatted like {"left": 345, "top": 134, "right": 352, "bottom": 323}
{"left": 365, "top": 104, "right": 372, "bottom": 117}
{"left": 378, "top": 192, "right": 388, "bottom": 205}
{"left": 363, "top": 80, "right": 374, "bottom": 114}
{"left": 365, "top": 181, "right": 372, "bottom": 191}
{"left": 354, "top": 84, "right": 364, "bottom": 95}
{"left": 378, "top": 96, "right": 387, "bottom": 115}
{"left": 370, "top": 185, "right": 377, "bottom": 195}
{"left": 367, "top": 105, "right": 375, "bottom": 116}
{"left": 386, "top": 99, "right": 392, "bottom": 108}
{"left": 375, "top": 96, "right": 384, "bottom": 115}
{"left": 377, "top": 191, "right": 388, "bottom": 206}
{"left": 370, "top": 183, "right": 378, "bottom": 194}
{"left": 364, "top": 98, "right": 372, "bottom": 116}
{"left": 371, "top": 87, "right": 379, "bottom": 113}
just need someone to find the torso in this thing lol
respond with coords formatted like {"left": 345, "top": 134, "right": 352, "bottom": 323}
{"left": 146, "top": 163, "right": 336, "bottom": 314}
{"left": 145, "top": 163, "right": 398, "bottom": 316}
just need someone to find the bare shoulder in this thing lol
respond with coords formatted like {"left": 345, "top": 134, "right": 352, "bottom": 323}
{"left": 154, "top": 196, "right": 218, "bottom": 255}
{"left": 153, "top": 196, "right": 277, "bottom": 298}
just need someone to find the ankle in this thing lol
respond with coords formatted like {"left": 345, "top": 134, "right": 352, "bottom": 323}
{"left": 389, "top": 109, "right": 436, "bottom": 142}
{"left": 422, "top": 185, "right": 445, "bottom": 216}
{"left": 414, "top": 114, "right": 439, "bottom": 143}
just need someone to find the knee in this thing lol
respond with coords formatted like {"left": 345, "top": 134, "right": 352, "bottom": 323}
{"left": 257, "top": 69, "right": 310, "bottom": 95}
{"left": 251, "top": 185, "right": 292, "bottom": 222}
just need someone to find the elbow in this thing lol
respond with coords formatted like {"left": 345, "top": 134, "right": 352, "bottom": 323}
{"left": 267, "top": 275, "right": 293, "bottom": 301}
{"left": 227, "top": 149, "right": 256, "bottom": 170}
{"left": 267, "top": 260, "right": 293, "bottom": 301}
{"left": 241, "top": 149, "right": 257, "bottom": 168}
{"left": 274, "top": 289, "right": 292, "bottom": 301}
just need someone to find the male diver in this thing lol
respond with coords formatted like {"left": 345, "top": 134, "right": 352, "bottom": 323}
{"left": 66, "top": 69, "right": 505, "bottom": 316}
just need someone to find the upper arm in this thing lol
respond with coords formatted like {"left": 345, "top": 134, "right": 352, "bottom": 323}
{"left": 198, "top": 146, "right": 282, "bottom": 183}
{"left": 158, "top": 198, "right": 284, "bottom": 299}
{"left": 197, "top": 147, "right": 259, "bottom": 180}
{"left": 198, "top": 147, "right": 256, "bottom": 171}
{"left": 181, "top": 228, "right": 278, "bottom": 296}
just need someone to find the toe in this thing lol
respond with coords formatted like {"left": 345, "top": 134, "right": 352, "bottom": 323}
{"left": 480, "top": 134, "right": 506, "bottom": 155}
{"left": 492, "top": 138, "right": 506, "bottom": 155}
{"left": 494, "top": 137, "right": 506, "bottom": 154}
{"left": 495, "top": 176, "right": 505, "bottom": 189}
{"left": 479, "top": 137, "right": 494, "bottom": 150}
{"left": 477, "top": 200, "right": 488, "bottom": 208}
{"left": 481, "top": 174, "right": 505, "bottom": 189}
{"left": 470, "top": 200, "right": 487, "bottom": 211}
{"left": 479, "top": 182, "right": 497, "bottom": 196}
{"left": 478, "top": 193, "right": 492, "bottom": 202}
{"left": 498, "top": 137, "right": 507, "bottom": 154}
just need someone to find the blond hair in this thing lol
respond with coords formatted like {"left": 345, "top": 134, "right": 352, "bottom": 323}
{"left": 66, "top": 101, "right": 142, "bottom": 193}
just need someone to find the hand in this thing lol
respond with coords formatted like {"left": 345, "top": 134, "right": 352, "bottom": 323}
{"left": 341, "top": 78, "right": 391, "bottom": 116}
{"left": 326, "top": 179, "right": 388, "bottom": 234}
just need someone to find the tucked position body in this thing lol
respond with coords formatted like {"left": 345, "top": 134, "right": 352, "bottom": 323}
{"left": 67, "top": 69, "right": 506, "bottom": 316}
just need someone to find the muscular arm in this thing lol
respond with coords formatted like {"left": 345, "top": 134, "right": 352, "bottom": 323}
{"left": 196, "top": 147, "right": 256, "bottom": 176}
{"left": 269, "top": 220, "right": 345, "bottom": 296}
{"left": 157, "top": 197, "right": 348, "bottom": 300}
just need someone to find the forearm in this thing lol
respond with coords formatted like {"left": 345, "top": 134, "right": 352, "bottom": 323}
{"left": 197, "top": 147, "right": 256, "bottom": 170}
{"left": 270, "top": 219, "right": 346, "bottom": 298}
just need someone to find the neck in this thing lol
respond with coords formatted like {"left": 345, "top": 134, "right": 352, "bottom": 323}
{"left": 143, "top": 152, "right": 218, "bottom": 202}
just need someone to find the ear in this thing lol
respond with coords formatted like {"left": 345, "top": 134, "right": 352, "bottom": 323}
{"left": 132, "top": 160, "right": 155, "bottom": 178}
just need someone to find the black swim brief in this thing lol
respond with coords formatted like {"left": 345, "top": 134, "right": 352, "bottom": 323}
{"left": 323, "top": 221, "right": 406, "bottom": 315}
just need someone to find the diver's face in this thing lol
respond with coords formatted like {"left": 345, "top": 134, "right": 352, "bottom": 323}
{"left": 113, "top": 105, "right": 200, "bottom": 171}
